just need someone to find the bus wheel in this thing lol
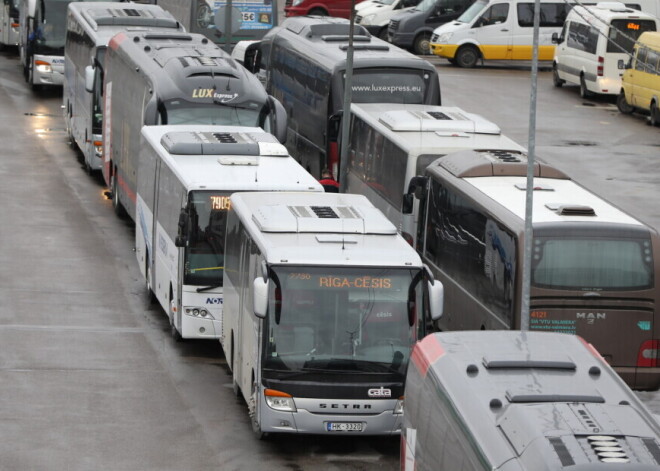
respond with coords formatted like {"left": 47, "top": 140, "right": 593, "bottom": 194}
{"left": 455, "top": 45, "right": 479, "bottom": 68}
{"left": 552, "top": 64, "right": 564, "bottom": 88}
{"left": 579, "top": 75, "right": 591, "bottom": 99}
{"left": 649, "top": 101, "right": 659, "bottom": 127}
{"left": 413, "top": 32, "right": 431, "bottom": 55}
{"left": 617, "top": 92, "right": 634, "bottom": 114}
{"left": 145, "top": 260, "right": 156, "bottom": 305}
{"left": 111, "top": 174, "right": 127, "bottom": 218}
{"left": 250, "top": 378, "right": 268, "bottom": 440}
{"left": 169, "top": 291, "right": 182, "bottom": 342}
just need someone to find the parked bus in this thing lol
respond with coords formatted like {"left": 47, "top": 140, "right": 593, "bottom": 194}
{"left": 344, "top": 103, "right": 526, "bottom": 246}
{"left": 409, "top": 149, "right": 660, "bottom": 390}
{"left": 222, "top": 191, "right": 444, "bottom": 437}
{"left": 102, "top": 30, "right": 287, "bottom": 220}
{"left": 403, "top": 331, "right": 660, "bottom": 470}
{"left": 0, "top": 0, "right": 20, "bottom": 48}
{"left": 64, "top": 2, "right": 183, "bottom": 174}
{"left": 155, "top": 0, "right": 277, "bottom": 48}
{"left": 19, "top": 0, "right": 110, "bottom": 90}
{"left": 242, "top": 16, "right": 442, "bottom": 179}
{"left": 136, "top": 125, "right": 322, "bottom": 341}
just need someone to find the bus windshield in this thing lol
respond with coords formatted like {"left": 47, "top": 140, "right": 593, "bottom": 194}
{"left": 33, "top": 0, "right": 70, "bottom": 53}
{"left": 183, "top": 191, "right": 231, "bottom": 286}
{"left": 162, "top": 99, "right": 267, "bottom": 126}
{"left": 263, "top": 266, "right": 423, "bottom": 381}
{"left": 349, "top": 68, "right": 430, "bottom": 104}
{"left": 457, "top": 0, "right": 487, "bottom": 22}
{"left": 532, "top": 235, "right": 654, "bottom": 291}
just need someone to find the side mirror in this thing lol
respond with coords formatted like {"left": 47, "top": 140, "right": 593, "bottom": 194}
{"left": 268, "top": 95, "right": 288, "bottom": 143}
{"left": 175, "top": 209, "right": 188, "bottom": 247}
{"left": 551, "top": 32, "right": 560, "bottom": 44}
{"left": 243, "top": 42, "right": 262, "bottom": 73}
{"left": 428, "top": 279, "right": 444, "bottom": 321}
{"left": 407, "top": 176, "right": 428, "bottom": 200}
{"left": 253, "top": 277, "right": 269, "bottom": 319}
{"left": 328, "top": 111, "right": 343, "bottom": 142}
{"left": 84, "top": 65, "right": 95, "bottom": 93}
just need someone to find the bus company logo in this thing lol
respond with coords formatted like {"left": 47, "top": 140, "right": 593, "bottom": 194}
{"left": 375, "top": 311, "right": 393, "bottom": 319}
{"left": 319, "top": 403, "right": 372, "bottom": 409}
{"left": 368, "top": 387, "right": 391, "bottom": 398}
{"left": 51, "top": 58, "right": 64, "bottom": 64}
{"left": 577, "top": 312, "right": 606, "bottom": 324}
{"left": 206, "top": 297, "right": 223, "bottom": 305}
{"left": 638, "top": 321, "right": 651, "bottom": 331}
{"left": 192, "top": 88, "right": 214, "bottom": 98}
{"left": 214, "top": 92, "right": 239, "bottom": 103}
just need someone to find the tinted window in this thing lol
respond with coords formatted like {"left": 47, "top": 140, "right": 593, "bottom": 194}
{"left": 517, "top": 2, "right": 570, "bottom": 27}
{"left": 607, "top": 20, "right": 657, "bottom": 54}
{"left": 423, "top": 179, "right": 515, "bottom": 325}
{"left": 350, "top": 68, "right": 431, "bottom": 104}
{"left": 567, "top": 21, "right": 598, "bottom": 54}
{"left": 479, "top": 3, "right": 509, "bottom": 26}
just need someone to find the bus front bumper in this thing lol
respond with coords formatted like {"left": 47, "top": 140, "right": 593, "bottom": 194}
{"left": 181, "top": 316, "right": 221, "bottom": 339}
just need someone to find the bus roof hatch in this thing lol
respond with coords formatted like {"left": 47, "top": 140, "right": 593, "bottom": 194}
{"left": 379, "top": 108, "right": 501, "bottom": 134}
{"left": 160, "top": 131, "right": 288, "bottom": 157}
{"left": 252, "top": 204, "right": 397, "bottom": 235}
{"left": 85, "top": 8, "right": 180, "bottom": 29}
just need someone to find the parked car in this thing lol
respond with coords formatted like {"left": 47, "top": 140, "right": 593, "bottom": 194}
{"left": 617, "top": 31, "right": 660, "bottom": 126}
{"left": 284, "top": 0, "right": 367, "bottom": 18}
{"left": 356, "top": 0, "right": 421, "bottom": 40}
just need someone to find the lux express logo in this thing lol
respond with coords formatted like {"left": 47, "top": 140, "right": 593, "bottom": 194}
{"left": 192, "top": 89, "right": 239, "bottom": 103}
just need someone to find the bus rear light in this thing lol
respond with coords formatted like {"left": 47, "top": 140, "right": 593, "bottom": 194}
{"left": 597, "top": 56, "right": 604, "bottom": 77}
{"left": 637, "top": 340, "right": 660, "bottom": 367}
{"left": 265, "top": 389, "right": 296, "bottom": 412}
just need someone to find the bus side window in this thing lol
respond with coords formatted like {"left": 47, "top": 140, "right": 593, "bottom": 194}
{"left": 635, "top": 47, "right": 648, "bottom": 72}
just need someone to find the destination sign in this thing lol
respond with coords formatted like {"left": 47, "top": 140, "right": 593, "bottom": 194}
{"left": 210, "top": 195, "right": 231, "bottom": 211}
{"left": 288, "top": 273, "right": 392, "bottom": 289}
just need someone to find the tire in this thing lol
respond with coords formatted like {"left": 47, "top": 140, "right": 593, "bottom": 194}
{"left": 448, "top": 58, "right": 457, "bottom": 66}
{"left": 617, "top": 91, "right": 634, "bottom": 114}
{"left": 231, "top": 337, "right": 241, "bottom": 397}
{"left": 169, "top": 294, "right": 183, "bottom": 342}
{"left": 145, "top": 260, "right": 156, "bottom": 305}
{"left": 579, "top": 75, "right": 591, "bottom": 99}
{"left": 649, "top": 101, "right": 660, "bottom": 127}
{"left": 111, "top": 173, "right": 127, "bottom": 218}
{"left": 413, "top": 32, "right": 431, "bottom": 56}
{"left": 308, "top": 7, "right": 327, "bottom": 16}
{"left": 455, "top": 45, "right": 479, "bottom": 68}
{"left": 552, "top": 64, "right": 564, "bottom": 88}
{"left": 250, "top": 380, "right": 268, "bottom": 440}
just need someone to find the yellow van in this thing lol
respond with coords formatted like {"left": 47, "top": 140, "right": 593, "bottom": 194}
{"left": 617, "top": 31, "right": 660, "bottom": 126}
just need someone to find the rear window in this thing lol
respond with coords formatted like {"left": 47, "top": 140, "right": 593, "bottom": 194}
{"left": 607, "top": 19, "right": 657, "bottom": 53}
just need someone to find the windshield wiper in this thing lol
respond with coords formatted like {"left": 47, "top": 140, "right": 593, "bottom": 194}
{"left": 196, "top": 284, "right": 221, "bottom": 293}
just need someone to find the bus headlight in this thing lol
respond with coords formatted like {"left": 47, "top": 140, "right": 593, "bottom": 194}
{"left": 265, "top": 389, "right": 297, "bottom": 412}
{"left": 394, "top": 397, "right": 404, "bottom": 415}
{"left": 35, "top": 60, "right": 52, "bottom": 73}
{"left": 184, "top": 307, "right": 215, "bottom": 319}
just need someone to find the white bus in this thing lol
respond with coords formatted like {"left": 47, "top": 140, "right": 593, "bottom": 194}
{"left": 136, "top": 125, "right": 323, "bottom": 341}
{"left": 344, "top": 103, "right": 526, "bottom": 246}
{"left": 403, "top": 331, "right": 660, "bottom": 470}
{"left": 19, "top": 0, "right": 111, "bottom": 90}
{"left": 0, "top": 0, "right": 20, "bottom": 48}
{"left": 64, "top": 2, "right": 183, "bottom": 173}
{"left": 222, "top": 191, "right": 444, "bottom": 437}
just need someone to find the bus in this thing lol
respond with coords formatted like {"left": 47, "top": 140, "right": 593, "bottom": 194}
{"left": 18, "top": 0, "right": 111, "bottom": 90}
{"left": 64, "top": 2, "right": 183, "bottom": 174}
{"left": 242, "top": 16, "right": 442, "bottom": 179}
{"left": 409, "top": 149, "right": 660, "bottom": 390}
{"left": 154, "top": 0, "right": 277, "bottom": 48}
{"left": 222, "top": 191, "right": 444, "bottom": 437}
{"left": 344, "top": 103, "right": 526, "bottom": 246}
{"left": 0, "top": 0, "right": 20, "bottom": 48}
{"left": 103, "top": 30, "right": 287, "bottom": 220}
{"left": 136, "top": 125, "right": 323, "bottom": 341}
{"left": 403, "top": 331, "right": 660, "bottom": 470}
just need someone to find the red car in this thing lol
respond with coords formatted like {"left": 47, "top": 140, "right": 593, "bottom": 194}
{"left": 284, "top": 0, "right": 367, "bottom": 19}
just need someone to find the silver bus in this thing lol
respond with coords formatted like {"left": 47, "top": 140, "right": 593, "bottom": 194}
{"left": 64, "top": 2, "right": 183, "bottom": 173}
{"left": 102, "top": 30, "right": 287, "bottom": 220}
{"left": 0, "top": 0, "right": 20, "bottom": 48}
{"left": 222, "top": 191, "right": 443, "bottom": 437}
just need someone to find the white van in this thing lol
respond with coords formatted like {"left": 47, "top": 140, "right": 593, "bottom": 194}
{"left": 429, "top": 0, "right": 573, "bottom": 67}
{"left": 356, "top": 0, "right": 421, "bottom": 40}
{"left": 552, "top": 3, "right": 659, "bottom": 97}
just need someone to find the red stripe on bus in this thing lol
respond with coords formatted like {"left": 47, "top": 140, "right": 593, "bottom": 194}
{"left": 109, "top": 32, "right": 128, "bottom": 51}
{"left": 411, "top": 335, "right": 444, "bottom": 377}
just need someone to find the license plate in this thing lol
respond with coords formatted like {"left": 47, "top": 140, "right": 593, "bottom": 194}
{"left": 326, "top": 422, "right": 363, "bottom": 432}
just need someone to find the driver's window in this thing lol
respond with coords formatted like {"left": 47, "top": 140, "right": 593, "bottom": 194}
{"left": 477, "top": 3, "right": 509, "bottom": 27}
